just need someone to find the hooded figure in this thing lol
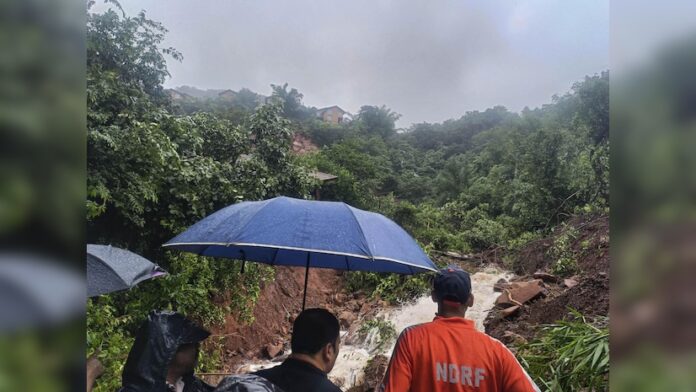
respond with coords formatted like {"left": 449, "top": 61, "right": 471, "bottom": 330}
{"left": 119, "top": 310, "right": 214, "bottom": 392}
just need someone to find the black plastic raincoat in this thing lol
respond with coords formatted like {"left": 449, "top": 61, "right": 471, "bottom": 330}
{"left": 119, "top": 310, "right": 214, "bottom": 392}
{"left": 214, "top": 374, "right": 285, "bottom": 392}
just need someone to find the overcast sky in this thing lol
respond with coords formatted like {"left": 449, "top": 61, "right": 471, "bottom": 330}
{"left": 106, "top": 0, "right": 609, "bottom": 127}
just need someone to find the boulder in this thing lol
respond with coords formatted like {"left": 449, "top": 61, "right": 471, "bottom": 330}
{"left": 264, "top": 343, "right": 283, "bottom": 359}
{"left": 339, "top": 311, "right": 358, "bottom": 329}
{"left": 495, "top": 280, "right": 545, "bottom": 307}
{"left": 533, "top": 272, "right": 560, "bottom": 283}
{"left": 502, "top": 330, "right": 528, "bottom": 345}
{"left": 501, "top": 305, "right": 520, "bottom": 318}
{"left": 563, "top": 278, "right": 579, "bottom": 289}
{"left": 494, "top": 278, "right": 511, "bottom": 292}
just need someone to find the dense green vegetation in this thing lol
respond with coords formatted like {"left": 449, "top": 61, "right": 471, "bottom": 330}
{"left": 87, "top": 3, "right": 608, "bottom": 391}
{"left": 301, "top": 75, "right": 608, "bottom": 301}
{"left": 519, "top": 311, "right": 609, "bottom": 391}
{"left": 86, "top": 5, "right": 312, "bottom": 390}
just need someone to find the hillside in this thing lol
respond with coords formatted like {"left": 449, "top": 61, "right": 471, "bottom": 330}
{"left": 485, "top": 214, "right": 609, "bottom": 343}
{"left": 87, "top": 6, "right": 609, "bottom": 391}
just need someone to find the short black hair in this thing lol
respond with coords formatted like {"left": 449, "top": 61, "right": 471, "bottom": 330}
{"left": 291, "top": 308, "right": 340, "bottom": 355}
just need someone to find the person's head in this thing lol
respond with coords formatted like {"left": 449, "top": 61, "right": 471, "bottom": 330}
{"left": 290, "top": 308, "right": 340, "bottom": 373}
{"left": 431, "top": 265, "right": 474, "bottom": 317}
{"left": 168, "top": 342, "right": 200, "bottom": 377}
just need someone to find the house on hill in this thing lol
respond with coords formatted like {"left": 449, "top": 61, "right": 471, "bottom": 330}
{"left": 316, "top": 106, "right": 351, "bottom": 125}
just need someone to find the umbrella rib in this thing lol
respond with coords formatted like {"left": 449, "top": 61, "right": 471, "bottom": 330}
{"left": 220, "top": 198, "right": 275, "bottom": 247}
{"left": 343, "top": 204, "right": 373, "bottom": 259}
{"left": 88, "top": 253, "right": 131, "bottom": 289}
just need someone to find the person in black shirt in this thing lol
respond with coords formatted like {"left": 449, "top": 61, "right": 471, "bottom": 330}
{"left": 254, "top": 308, "right": 342, "bottom": 392}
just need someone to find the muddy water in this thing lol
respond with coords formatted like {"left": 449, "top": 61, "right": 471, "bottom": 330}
{"left": 243, "top": 266, "right": 512, "bottom": 391}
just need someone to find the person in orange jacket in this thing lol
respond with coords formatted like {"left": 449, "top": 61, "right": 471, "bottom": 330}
{"left": 379, "top": 265, "right": 540, "bottom": 392}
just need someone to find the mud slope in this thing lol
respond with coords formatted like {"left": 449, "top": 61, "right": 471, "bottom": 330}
{"left": 210, "top": 266, "right": 368, "bottom": 372}
{"left": 485, "top": 214, "right": 609, "bottom": 342}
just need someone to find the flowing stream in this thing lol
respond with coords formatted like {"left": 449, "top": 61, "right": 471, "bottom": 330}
{"left": 243, "top": 266, "right": 512, "bottom": 390}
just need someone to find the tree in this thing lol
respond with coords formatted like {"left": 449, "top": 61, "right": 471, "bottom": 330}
{"left": 357, "top": 105, "right": 401, "bottom": 139}
{"left": 236, "top": 87, "right": 263, "bottom": 110}
{"left": 435, "top": 155, "right": 470, "bottom": 203}
{"left": 270, "top": 82, "right": 307, "bottom": 120}
{"left": 87, "top": 6, "right": 313, "bottom": 391}
{"left": 573, "top": 71, "right": 609, "bottom": 144}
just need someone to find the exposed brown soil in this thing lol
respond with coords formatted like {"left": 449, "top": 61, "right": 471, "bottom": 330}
{"left": 485, "top": 214, "right": 610, "bottom": 343}
{"left": 207, "top": 266, "right": 373, "bottom": 374}
{"left": 201, "top": 214, "right": 609, "bottom": 388}
{"left": 291, "top": 132, "right": 319, "bottom": 155}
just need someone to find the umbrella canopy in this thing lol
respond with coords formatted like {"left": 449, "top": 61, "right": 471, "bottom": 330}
{"left": 87, "top": 244, "right": 166, "bottom": 297}
{"left": 0, "top": 255, "right": 84, "bottom": 331}
{"left": 163, "top": 196, "right": 436, "bottom": 308}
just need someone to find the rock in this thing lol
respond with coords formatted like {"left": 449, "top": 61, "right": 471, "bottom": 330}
{"left": 563, "top": 278, "right": 579, "bottom": 289}
{"left": 495, "top": 280, "right": 545, "bottom": 307}
{"left": 339, "top": 311, "right": 358, "bottom": 329}
{"left": 264, "top": 343, "right": 283, "bottom": 359}
{"left": 363, "top": 355, "right": 389, "bottom": 389}
{"left": 533, "top": 272, "right": 560, "bottom": 283}
{"left": 343, "top": 323, "right": 362, "bottom": 345}
{"left": 502, "top": 331, "right": 528, "bottom": 345}
{"left": 501, "top": 305, "right": 520, "bottom": 318}
{"left": 494, "top": 278, "right": 511, "bottom": 292}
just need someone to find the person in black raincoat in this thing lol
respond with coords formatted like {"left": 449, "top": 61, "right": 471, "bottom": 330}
{"left": 119, "top": 310, "right": 214, "bottom": 392}
{"left": 214, "top": 374, "right": 285, "bottom": 392}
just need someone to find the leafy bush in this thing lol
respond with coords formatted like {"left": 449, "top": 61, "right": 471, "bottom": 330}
{"left": 87, "top": 6, "right": 310, "bottom": 390}
{"left": 549, "top": 225, "right": 580, "bottom": 276}
{"left": 346, "top": 272, "right": 432, "bottom": 305}
{"left": 518, "top": 310, "right": 609, "bottom": 391}
{"left": 359, "top": 318, "right": 397, "bottom": 353}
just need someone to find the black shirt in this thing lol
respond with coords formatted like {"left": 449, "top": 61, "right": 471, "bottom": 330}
{"left": 253, "top": 358, "right": 342, "bottom": 392}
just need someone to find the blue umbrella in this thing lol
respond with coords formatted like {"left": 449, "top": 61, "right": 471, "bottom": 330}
{"left": 87, "top": 244, "right": 167, "bottom": 297}
{"left": 164, "top": 196, "right": 436, "bottom": 309}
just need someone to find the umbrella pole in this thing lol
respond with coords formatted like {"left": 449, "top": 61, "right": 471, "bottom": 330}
{"left": 302, "top": 253, "right": 310, "bottom": 311}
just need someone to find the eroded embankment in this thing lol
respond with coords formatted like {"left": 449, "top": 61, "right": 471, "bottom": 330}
{"left": 234, "top": 266, "right": 512, "bottom": 391}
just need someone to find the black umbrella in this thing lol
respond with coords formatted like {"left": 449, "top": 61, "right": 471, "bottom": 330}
{"left": 87, "top": 244, "right": 166, "bottom": 297}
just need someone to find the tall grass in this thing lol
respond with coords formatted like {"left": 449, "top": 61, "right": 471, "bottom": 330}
{"left": 519, "top": 310, "right": 609, "bottom": 391}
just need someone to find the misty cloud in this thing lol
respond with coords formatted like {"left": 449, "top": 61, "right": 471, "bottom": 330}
{"left": 107, "top": 0, "right": 609, "bottom": 126}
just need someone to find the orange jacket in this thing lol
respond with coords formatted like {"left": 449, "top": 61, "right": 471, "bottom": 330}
{"left": 379, "top": 317, "right": 540, "bottom": 392}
